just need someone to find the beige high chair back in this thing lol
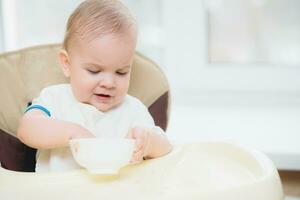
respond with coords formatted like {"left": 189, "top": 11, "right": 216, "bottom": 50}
{"left": 0, "top": 44, "right": 170, "bottom": 172}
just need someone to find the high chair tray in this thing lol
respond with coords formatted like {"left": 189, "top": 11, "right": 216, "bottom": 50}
{"left": 0, "top": 142, "right": 284, "bottom": 200}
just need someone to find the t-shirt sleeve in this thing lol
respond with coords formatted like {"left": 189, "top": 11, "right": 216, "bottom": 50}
{"left": 28, "top": 87, "right": 57, "bottom": 118}
{"left": 130, "top": 99, "right": 165, "bottom": 135}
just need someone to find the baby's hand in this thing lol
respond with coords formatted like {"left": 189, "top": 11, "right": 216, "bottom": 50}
{"left": 125, "top": 127, "right": 151, "bottom": 164}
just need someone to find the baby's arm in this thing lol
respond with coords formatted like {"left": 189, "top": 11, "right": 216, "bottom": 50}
{"left": 17, "top": 109, "right": 94, "bottom": 149}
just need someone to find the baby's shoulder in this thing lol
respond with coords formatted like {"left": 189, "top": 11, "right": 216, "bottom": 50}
{"left": 39, "top": 84, "right": 71, "bottom": 97}
{"left": 34, "top": 84, "right": 74, "bottom": 118}
{"left": 41, "top": 84, "right": 70, "bottom": 93}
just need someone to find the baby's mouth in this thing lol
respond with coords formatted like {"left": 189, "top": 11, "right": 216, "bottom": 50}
{"left": 96, "top": 94, "right": 111, "bottom": 98}
{"left": 94, "top": 93, "right": 113, "bottom": 101}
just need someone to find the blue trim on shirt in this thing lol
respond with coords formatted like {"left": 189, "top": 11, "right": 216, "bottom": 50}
{"left": 25, "top": 105, "right": 51, "bottom": 117}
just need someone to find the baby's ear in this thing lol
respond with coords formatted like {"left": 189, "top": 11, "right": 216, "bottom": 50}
{"left": 58, "top": 49, "right": 71, "bottom": 77}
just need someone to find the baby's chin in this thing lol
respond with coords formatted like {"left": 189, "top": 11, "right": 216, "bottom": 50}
{"left": 93, "top": 101, "right": 122, "bottom": 112}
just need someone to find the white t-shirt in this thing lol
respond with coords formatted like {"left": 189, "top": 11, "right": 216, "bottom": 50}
{"left": 30, "top": 84, "right": 164, "bottom": 172}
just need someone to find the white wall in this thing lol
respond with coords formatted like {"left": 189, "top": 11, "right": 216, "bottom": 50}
{"left": 0, "top": 2, "right": 4, "bottom": 52}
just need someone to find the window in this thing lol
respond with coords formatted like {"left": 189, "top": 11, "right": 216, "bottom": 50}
{"left": 162, "top": 0, "right": 300, "bottom": 102}
{"left": 208, "top": 0, "right": 300, "bottom": 65}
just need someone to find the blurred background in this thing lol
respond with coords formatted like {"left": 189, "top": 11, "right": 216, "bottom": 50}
{"left": 0, "top": 0, "right": 299, "bottom": 196}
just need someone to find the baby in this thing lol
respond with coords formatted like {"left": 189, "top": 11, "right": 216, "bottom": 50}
{"left": 17, "top": 0, "right": 172, "bottom": 172}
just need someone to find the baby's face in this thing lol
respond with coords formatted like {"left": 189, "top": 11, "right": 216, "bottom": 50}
{"left": 64, "top": 30, "right": 137, "bottom": 112}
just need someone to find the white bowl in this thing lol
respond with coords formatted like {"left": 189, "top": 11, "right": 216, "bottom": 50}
{"left": 69, "top": 138, "right": 134, "bottom": 174}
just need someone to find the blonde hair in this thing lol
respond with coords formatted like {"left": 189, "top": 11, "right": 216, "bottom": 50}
{"left": 63, "top": 0, "right": 136, "bottom": 50}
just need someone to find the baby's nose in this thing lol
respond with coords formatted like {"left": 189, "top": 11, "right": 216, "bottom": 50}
{"left": 98, "top": 73, "right": 115, "bottom": 88}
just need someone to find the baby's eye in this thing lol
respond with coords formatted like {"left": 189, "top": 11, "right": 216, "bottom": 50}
{"left": 87, "top": 69, "right": 100, "bottom": 74}
{"left": 116, "top": 71, "right": 128, "bottom": 76}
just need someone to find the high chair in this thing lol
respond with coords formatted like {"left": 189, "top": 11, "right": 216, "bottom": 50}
{"left": 0, "top": 44, "right": 170, "bottom": 172}
{"left": 0, "top": 44, "right": 284, "bottom": 200}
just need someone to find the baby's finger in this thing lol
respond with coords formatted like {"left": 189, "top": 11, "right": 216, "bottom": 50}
{"left": 135, "top": 137, "right": 144, "bottom": 150}
{"left": 130, "top": 150, "right": 143, "bottom": 164}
